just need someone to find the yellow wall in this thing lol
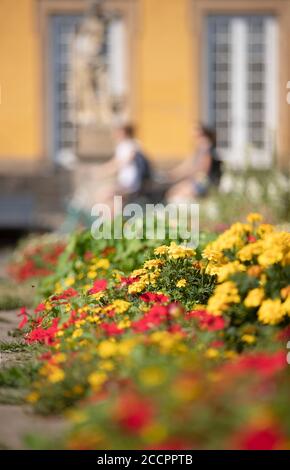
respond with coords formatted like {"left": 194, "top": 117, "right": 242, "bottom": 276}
{"left": 0, "top": 0, "right": 192, "bottom": 164}
{"left": 138, "top": 0, "right": 194, "bottom": 161}
{"left": 0, "top": 0, "right": 41, "bottom": 160}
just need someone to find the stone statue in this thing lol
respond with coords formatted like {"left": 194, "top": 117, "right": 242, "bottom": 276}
{"left": 70, "top": 10, "right": 112, "bottom": 126}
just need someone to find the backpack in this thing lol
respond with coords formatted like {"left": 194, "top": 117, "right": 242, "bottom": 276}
{"left": 134, "top": 150, "right": 152, "bottom": 187}
{"left": 208, "top": 147, "right": 222, "bottom": 187}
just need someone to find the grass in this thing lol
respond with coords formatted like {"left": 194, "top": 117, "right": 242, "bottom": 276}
{"left": 0, "top": 362, "right": 39, "bottom": 389}
{"left": 0, "top": 387, "right": 27, "bottom": 405}
{"left": 0, "top": 341, "right": 32, "bottom": 353}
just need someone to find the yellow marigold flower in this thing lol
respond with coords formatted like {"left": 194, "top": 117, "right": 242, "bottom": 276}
{"left": 206, "top": 265, "right": 221, "bottom": 276}
{"left": 87, "top": 270, "right": 97, "bottom": 279}
{"left": 144, "top": 259, "right": 164, "bottom": 269}
{"left": 176, "top": 279, "right": 187, "bottom": 288}
{"left": 91, "top": 292, "right": 105, "bottom": 301}
{"left": 111, "top": 299, "right": 130, "bottom": 314}
{"left": 147, "top": 271, "right": 160, "bottom": 285}
{"left": 149, "top": 331, "right": 182, "bottom": 352}
{"left": 95, "top": 259, "right": 110, "bottom": 270}
{"left": 224, "top": 350, "right": 237, "bottom": 359}
{"left": 238, "top": 241, "right": 262, "bottom": 262}
{"left": 65, "top": 277, "right": 75, "bottom": 287}
{"left": 99, "top": 360, "right": 115, "bottom": 371}
{"left": 207, "top": 281, "right": 240, "bottom": 316}
{"left": 131, "top": 268, "right": 147, "bottom": 277}
{"left": 216, "top": 261, "right": 246, "bottom": 282}
{"left": 53, "top": 353, "right": 67, "bottom": 364}
{"left": 154, "top": 245, "right": 168, "bottom": 256}
{"left": 117, "top": 338, "right": 139, "bottom": 356}
{"left": 241, "top": 334, "right": 256, "bottom": 344}
{"left": 281, "top": 286, "right": 290, "bottom": 300}
{"left": 128, "top": 276, "right": 147, "bottom": 294}
{"left": 167, "top": 242, "right": 195, "bottom": 259}
{"left": 118, "top": 319, "right": 131, "bottom": 329}
{"left": 72, "top": 328, "right": 83, "bottom": 339}
{"left": 282, "top": 296, "right": 290, "bottom": 315}
{"left": 257, "top": 224, "right": 274, "bottom": 237}
{"left": 97, "top": 340, "right": 118, "bottom": 358}
{"left": 202, "top": 247, "right": 224, "bottom": 263}
{"left": 88, "top": 371, "right": 107, "bottom": 391}
{"left": 258, "top": 299, "right": 285, "bottom": 325}
{"left": 138, "top": 366, "right": 167, "bottom": 387}
{"left": 112, "top": 270, "right": 122, "bottom": 281}
{"left": 205, "top": 348, "right": 219, "bottom": 359}
{"left": 247, "top": 213, "right": 263, "bottom": 223}
{"left": 258, "top": 250, "right": 283, "bottom": 267}
{"left": 206, "top": 222, "right": 251, "bottom": 254}
{"left": 48, "top": 367, "right": 65, "bottom": 383}
{"left": 247, "top": 265, "right": 263, "bottom": 277}
{"left": 257, "top": 232, "right": 290, "bottom": 267}
{"left": 244, "top": 288, "right": 264, "bottom": 308}
{"left": 54, "top": 283, "right": 62, "bottom": 294}
{"left": 26, "top": 391, "right": 39, "bottom": 403}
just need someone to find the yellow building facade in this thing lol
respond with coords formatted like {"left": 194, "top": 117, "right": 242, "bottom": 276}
{"left": 0, "top": 0, "right": 290, "bottom": 170}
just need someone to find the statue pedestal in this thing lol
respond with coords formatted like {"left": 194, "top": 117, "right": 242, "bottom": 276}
{"left": 77, "top": 124, "right": 114, "bottom": 160}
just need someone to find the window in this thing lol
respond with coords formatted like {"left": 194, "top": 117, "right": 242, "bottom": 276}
{"left": 50, "top": 14, "right": 127, "bottom": 160}
{"left": 206, "top": 15, "right": 278, "bottom": 168}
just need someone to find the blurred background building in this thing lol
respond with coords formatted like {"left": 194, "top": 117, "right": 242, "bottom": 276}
{"left": 0, "top": 0, "right": 290, "bottom": 230}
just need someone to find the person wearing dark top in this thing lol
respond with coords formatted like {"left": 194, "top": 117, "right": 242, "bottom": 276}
{"left": 166, "top": 125, "right": 221, "bottom": 203}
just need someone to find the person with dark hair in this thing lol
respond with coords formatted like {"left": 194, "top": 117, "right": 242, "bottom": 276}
{"left": 166, "top": 124, "right": 222, "bottom": 203}
{"left": 94, "top": 123, "right": 151, "bottom": 207}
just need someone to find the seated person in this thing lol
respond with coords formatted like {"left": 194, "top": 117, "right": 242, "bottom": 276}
{"left": 166, "top": 125, "right": 221, "bottom": 203}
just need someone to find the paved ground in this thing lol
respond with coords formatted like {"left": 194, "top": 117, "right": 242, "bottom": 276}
{"left": 0, "top": 309, "right": 67, "bottom": 449}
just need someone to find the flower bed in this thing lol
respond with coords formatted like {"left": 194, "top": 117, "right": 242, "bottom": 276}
{"left": 7, "top": 234, "right": 66, "bottom": 282}
{"left": 11, "top": 215, "right": 290, "bottom": 449}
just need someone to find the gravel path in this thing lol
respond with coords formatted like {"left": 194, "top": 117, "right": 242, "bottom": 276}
{"left": 0, "top": 309, "right": 67, "bottom": 449}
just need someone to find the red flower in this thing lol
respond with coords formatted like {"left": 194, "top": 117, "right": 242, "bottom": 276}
{"left": 116, "top": 392, "right": 153, "bottom": 433}
{"left": 88, "top": 279, "right": 107, "bottom": 295}
{"left": 140, "top": 292, "right": 169, "bottom": 303}
{"left": 221, "top": 351, "right": 286, "bottom": 378}
{"left": 100, "top": 322, "right": 124, "bottom": 336}
{"left": 233, "top": 424, "right": 285, "bottom": 450}
{"left": 120, "top": 276, "right": 139, "bottom": 286}
{"left": 247, "top": 235, "right": 257, "bottom": 243}
{"left": 84, "top": 251, "right": 94, "bottom": 261}
{"left": 210, "top": 340, "right": 225, "bottom": 348}
{"left": 51, "top": 288, "right": 78, "bottom": 301}
{"left": 132, "top": 305, "right": 168, "bottom": 332}
{"left": 187, "top": 310, "right": 226, "bottom": 331}
{"left": 39, "top": 352, "right": 52, "bottom": 361}
{"left": 277, "top": 325, "right": 290, "bottom": 342}
{"left": 101, "top": 246, "right": 116, "bottom": 257}
{"left": 34, "top": 303, "right": 46, "bottom": 314}
{"left": 17, "top": 307, "right": 28, "bottom": 330}
{"left": 26, "top": 318, "right": 59, "bottom": 345}
{"left": 168, "top": 324, "right": 183, "bottom": 334}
